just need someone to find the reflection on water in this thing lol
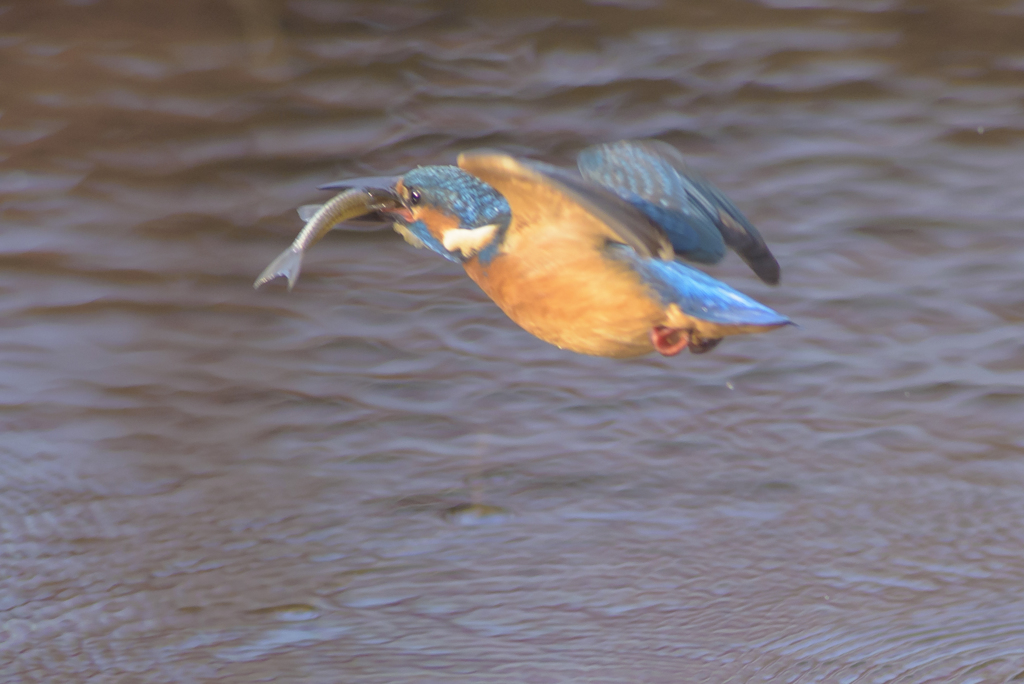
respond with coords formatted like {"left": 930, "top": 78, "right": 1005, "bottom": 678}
{"left": 3, "top": 0, "right": 1024, "bottom": 680}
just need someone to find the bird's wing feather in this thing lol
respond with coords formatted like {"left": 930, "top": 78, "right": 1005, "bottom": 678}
{"left": 578, "top": 139, "right": 780, "bottom": 284}
{"left": 457, "top": 150, "right": 674, "bottom": 261}
{"left": 606, "top": 243, "right": 789, "bottom": 328}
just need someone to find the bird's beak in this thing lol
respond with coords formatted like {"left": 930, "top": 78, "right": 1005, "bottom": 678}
{"left": 318, "top": 175, "right": 414, "bottom": 221}
{"left": 317, "top": 175, "right": 402, "bottom": 192}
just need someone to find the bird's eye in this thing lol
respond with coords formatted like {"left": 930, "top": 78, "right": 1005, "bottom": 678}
{"left": 408, "top": 189, "right": 422, "bottom": 206}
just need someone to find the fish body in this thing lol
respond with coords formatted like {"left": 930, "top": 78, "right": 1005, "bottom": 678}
{"left": 253, "top": 187, "right": 399, "bottom": 290}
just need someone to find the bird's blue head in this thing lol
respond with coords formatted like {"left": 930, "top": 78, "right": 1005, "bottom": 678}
{"left": 389, "top": 165, "right": 511, "bottom": 264}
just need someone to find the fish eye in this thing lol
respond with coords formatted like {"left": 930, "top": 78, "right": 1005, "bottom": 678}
{"left": 407, "top": 189, "right": 422, "bottom": 206}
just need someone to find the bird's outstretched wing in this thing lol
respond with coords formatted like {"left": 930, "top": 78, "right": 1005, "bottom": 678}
{"left": 577, "top": 139, "right": 780, "bottom": 285}
{"left": 457, "top": 149, "right": 674, "bottom": 261}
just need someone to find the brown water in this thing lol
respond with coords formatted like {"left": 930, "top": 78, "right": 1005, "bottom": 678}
{"left": 4, "top": 0, "right": 1024, "bottom": 681}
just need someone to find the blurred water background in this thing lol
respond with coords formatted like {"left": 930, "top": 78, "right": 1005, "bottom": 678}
{"left": 3, "top": 0, "right": 1024, "bottom": 681}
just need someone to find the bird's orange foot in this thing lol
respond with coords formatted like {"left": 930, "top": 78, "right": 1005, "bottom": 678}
{"left": 687, "top": 337, "right": 722, "bottom": 354}
{"left": 651, "top": 326, "right": 690, "bottom": 356}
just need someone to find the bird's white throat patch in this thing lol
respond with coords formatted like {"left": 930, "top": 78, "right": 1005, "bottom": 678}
{"left": 441, "top": 224, "right": 499, "bottom": 257}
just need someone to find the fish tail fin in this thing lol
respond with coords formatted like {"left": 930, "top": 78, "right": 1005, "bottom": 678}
{"left": 253, "top": 247, "right": 303, "bottom": 291}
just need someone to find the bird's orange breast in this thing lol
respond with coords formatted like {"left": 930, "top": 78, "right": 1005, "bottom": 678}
{"left": 463, "top": 210, "right": 666, "bottom": 358}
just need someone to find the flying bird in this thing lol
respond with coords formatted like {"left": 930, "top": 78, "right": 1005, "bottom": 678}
{"left": 255, "top": 139, "right": 790, "bottom": 357}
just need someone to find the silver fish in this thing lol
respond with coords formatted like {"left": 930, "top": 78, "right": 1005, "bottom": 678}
{"left": 254, "top": 187, "right": 400, "bottom": 291}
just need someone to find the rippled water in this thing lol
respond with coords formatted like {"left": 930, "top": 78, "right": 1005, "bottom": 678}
{"left": 4, "top": 0, "right": 1024, "bottom": 681}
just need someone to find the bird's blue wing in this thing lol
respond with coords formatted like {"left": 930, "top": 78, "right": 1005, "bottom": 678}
{"left": 607, "top": 244, "right": 789, "bottom": 328}
{"left": 578, "top": 140, "right": 780, "bottom": 285}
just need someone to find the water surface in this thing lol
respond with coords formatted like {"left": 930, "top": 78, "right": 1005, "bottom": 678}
{"left": 3, "top": 0, "right": 1024, "bottom": 681}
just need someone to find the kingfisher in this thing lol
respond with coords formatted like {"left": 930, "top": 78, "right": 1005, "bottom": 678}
{"left": 254, "top": 139, "right": 790, "bottom": 358}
